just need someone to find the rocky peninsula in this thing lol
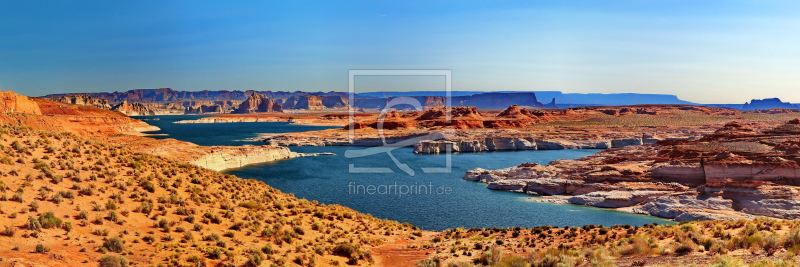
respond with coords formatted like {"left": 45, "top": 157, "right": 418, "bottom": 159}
{"left": 466, "top": 119, "right": 800, "bottom": 221}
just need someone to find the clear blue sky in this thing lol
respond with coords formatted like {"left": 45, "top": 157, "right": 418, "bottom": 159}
{"left": 1, "top": 0, "right": 799, "bottom": 103}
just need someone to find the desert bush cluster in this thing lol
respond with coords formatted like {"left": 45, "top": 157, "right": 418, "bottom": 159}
{"left": 0, "top": 125, "right": 416, "bottom": 266}
{"left": 415, "top": 219, "right": 800, "bottom": 267}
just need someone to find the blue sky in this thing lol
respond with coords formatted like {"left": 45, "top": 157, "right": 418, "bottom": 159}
{"left": 1, "top": 0, "right": 799, "bottom": 103}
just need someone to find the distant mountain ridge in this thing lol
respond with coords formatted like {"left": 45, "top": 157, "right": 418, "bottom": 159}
{"left": 42, "top": 88, "right": 796, "bottom": 114}
{"left": 704, "top": 98, "right": 800, "bottom": 110}
{"left": 43, "top": 88, "right": 346, "bottom": 104}
{"left": 354, "top": 91, "right": 695, "bottom": 107}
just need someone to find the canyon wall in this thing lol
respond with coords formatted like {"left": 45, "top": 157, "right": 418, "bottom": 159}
{"left": 413, "top": 138, "right": 638, "bottom": 153}
{"left": 233, "top": 92, "right": 283, "bottom": 113}
{"left": 352, "top": 92, "right": 545, "bottom": 110}
{"left": 48, "top": 94, "right": 112, "bottom": 109}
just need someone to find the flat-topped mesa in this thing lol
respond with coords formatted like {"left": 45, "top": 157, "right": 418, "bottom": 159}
{"left": 111, "top": 100, "right": 156, "bottom": 116}
{"left": 233, "top": 92, "right": 283, "bottom": 113}
{"left": 280, "top": 95, "right": 338, "bottom": 110}
{"left": 0, "top": 91, "right": 42, "bottom": 115}
{"left": 47, "top": 94, "right": 112, "bottom": 109}
{"left": 743, "top": 97, "right": 799, "bottom": 110}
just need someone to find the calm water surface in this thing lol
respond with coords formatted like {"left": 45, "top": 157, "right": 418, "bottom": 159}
{"left": 137, "top": 115, "right": 673, "bottom": 230}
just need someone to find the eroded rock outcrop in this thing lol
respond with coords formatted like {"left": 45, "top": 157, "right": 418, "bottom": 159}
{"left": 0, "top": 91, "right": 42, "bottom": 115}
{"left": 189, "top": 145, "right": 300, "bottom": 171}
{"left": 48, "top": 94, "right": 112, "bottom": 109}
{"left": 281, "top": 95, "right": 326, "bottom": 110}
{"left": 111, "top": 100, "right": 156, "bottom": 116}
{"left": 466, "top": 119, "right": 800, "bottom": 221}
{"left": 233, "top": 92, "right": 282, "bottom": 113}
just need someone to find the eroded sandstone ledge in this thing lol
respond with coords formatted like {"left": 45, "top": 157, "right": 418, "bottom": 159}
{"left": 466, "top": 120, "right": 800, "bottom": 221}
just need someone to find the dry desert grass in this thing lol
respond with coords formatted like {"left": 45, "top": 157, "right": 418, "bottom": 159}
{"left": 0, "top": 125, "right": 418, "bottom": 266}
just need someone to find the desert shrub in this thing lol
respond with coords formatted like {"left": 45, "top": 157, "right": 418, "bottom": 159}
{"left": 39, "top": 211, "right": 63, "bottom": 229}
{"left": 586, "top": 247, "right": 615, "bottom": 267}
{"left": 761, "top": 233, "right": 780, "bottom": 255}
{"left": 784, "top": 227, "right": 800, "bottom": 248}
{"left": 29, "top": 200, "right": 39, "bottom": 212}
{"left": 35, "top": 244, "right": 50, "bottom": 253}
{"left": 11, "top": 192, "right": 23, "bottom": 202}
{"left": 206, "top": 247, "right": 224, "bottom": 259}
{"left": 2, "top": 225, "right": 15, "bottom": 237}
{"left": 243, "top": 250, "right": 264, "bottom": 267}
{"left": 710, "top": 243, "right": 728, "bottom": 255}
{"left": 477, "top": 246, "right": 503, "bottom": 266}
{"left": 332, "top": 242, "right": 359, "bottom": 261}
{"left": 93, "top": 228, "right": 110, "bottom": 236}
{"left": 739, "top": 223, "right": 758, "bottom": 237}
{"left": 239, "top": 201, "right": 263, "bottom": 210}
{"left": 51, "top": 194, "right": 63, "bottom": 204}
{"left": 140, "top": 181, "right": 155, "bottom": 193}
{"left": 27, "top": 216, "right": 42, "bottom": 231}
{"left": 106, "top": 200, "right": 117, "bottom": 210}
{"left": 136, "top": 200, "right": 153, "bottom": 214}
{"left": 103, "top": 236, "right": 124, "bottom": 252}
{"left": 415, "top": 258, "right": 440, "bottom": 267}
{"left": 496, "top": 256, "right": 528, "bottom": 267}
{"left": 615, "top": 236, "right": 653, "bottom": 256}
{"left": 99, "top": 255, "right": 130, "bottom": 267}
{"left": 673, "top": 239, "right": 696, "bottom": 255}
{"left": 709, "top": 255, "right": 745, "bottom": 267}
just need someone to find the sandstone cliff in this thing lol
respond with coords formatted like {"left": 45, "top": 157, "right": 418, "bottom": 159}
{"left": 281, "top": 95, "right": 328, "bottom": 110}
{"left": 47, "top": 94, "right": 112, "bottom": 109}
{"left": 0, "top": 91, "right": 42, "bottom": 115}
{"left": 233, "top": 92, "right": 283, "bottom": 113}
{"left": 7, "top": 92, "right": 325, "bottom": 173}
{"left": 111, "top": 100, "right": 157, "bottom": 115}
{"left": 465, "top": 119, "right": 800, "bottom": 221}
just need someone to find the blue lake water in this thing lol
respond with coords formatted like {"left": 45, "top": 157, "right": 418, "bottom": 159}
{"left": 135, "top": 115, "right": 673, "bottom": 231}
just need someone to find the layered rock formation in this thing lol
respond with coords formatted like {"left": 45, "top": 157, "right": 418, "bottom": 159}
{"left": 233, "top": 92, "right": 282, "bottom": 113}
{"left": 466, "top": 119, "right": 800, "bottom": 221}
{"left": 47, "top": 94, "right": 111, "bottom": 109}
{"left": 0, "top": 91, "right": 42, "bottom": 115}
{"left": 111, "top": 100, "right": 156, "bottom": 115}
{"left": 189, "top": 145, "right": 300, "bottom": 171}
{"left": 351, "top": 92, "right": 545, "bottom": 110}
{"left": 0, "top": 93, "right": 158, "bottom": 135}
{"left": 414, "top": 138, "right": 610, "bottom": 153}
{"left": 0, "top": 92, "right": 321, "bottom": 172}
{"left": 174, "top": 116, "right": 287, "bottom": 124}
{"left": 279, "top": 95, "right": 347, "bottom": 110}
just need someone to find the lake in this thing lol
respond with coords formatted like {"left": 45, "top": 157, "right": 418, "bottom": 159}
{"left": 136, "top": 115, "right": 673, "bottom": 230}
